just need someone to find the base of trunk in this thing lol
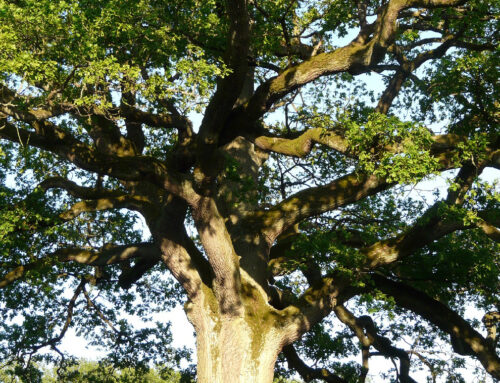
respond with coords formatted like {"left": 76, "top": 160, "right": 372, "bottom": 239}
{"left": 185, "top": 286, "right": 285, "bottom": 383}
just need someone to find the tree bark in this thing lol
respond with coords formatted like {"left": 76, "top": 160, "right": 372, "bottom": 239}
{"left": 185, "top": 283, "right": 286, "bottom": 383}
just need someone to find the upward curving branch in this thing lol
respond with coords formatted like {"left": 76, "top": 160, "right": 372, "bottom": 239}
{"left": 361, "top": 160, "right": 497, "bottom": 268}
{"left": 253, "top": 132, "right": 497, "bottom": 243}
{"left": 198, "top": 0, "right": 250, "bottom": 142}
{"left": 257, "top": 172, "right": 390, "bottom": 243}
{"left": 377, "top": 33, "right": 459, "bottom": 114}
{"left": 152, "top": 196, "right": 211, "bottom": 300}
{"left": 241, "top": 0, "right": 466, "bottom": 122}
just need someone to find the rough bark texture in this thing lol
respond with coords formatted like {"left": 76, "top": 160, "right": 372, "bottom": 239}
{"left": 0, "top": 0, "right": 499, "bottom": 382}
{"left": 186, "top": 280, "right": 285, "bottom": 383}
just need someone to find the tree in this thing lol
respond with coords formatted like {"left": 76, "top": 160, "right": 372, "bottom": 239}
{"left": 1, "top": 360, "right": 189, "bottom": 383}
{"left": 0, "top": 0, "right": 498, "bottom": 382}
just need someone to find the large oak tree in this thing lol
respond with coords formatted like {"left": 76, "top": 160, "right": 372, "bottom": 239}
{"left": 0, "top": 0, "right": 499, "bottom": 382}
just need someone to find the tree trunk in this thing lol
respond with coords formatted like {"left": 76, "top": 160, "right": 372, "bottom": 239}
{"left": 185, "top": 284, "right": 286, "bottom": 383}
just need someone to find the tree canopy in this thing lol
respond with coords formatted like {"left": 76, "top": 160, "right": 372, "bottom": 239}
{"left": 0, "top": 360, "right": 194, "bottom": 383}
{"left": 0, "top": 0, "right": 499, "bottom": 382}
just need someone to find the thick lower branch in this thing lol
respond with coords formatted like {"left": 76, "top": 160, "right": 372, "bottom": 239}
{"left": 0, "top": 243, "right": 159, "bottom": 288}
{"left": 253, "top": 131, "right": 488, "bottom": 243}
{"left": 371, "top": 274, "right": 500, "bottom": 379}
{"left": 152, "top": 196, "right": 210, "bottom": 300}
{"left": 279, "top": 274, "right": 354, "bottom": 347}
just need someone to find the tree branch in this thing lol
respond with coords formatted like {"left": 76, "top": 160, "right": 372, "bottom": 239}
{"left": 361, "top": 161, "right": 496, "bottom": 268}
{"left": 268, "top": 227, "right": 369, "bottom": 277}
{"left": 257, "top": 172, "right": 391, "bottom": 244}
{"left": 27, "top": 279, "right": 86, "bottom": 353}
{"left": 254, "top": 128, "right": 350, "bottom": 158}
{"left": 153, "top": 197, "right": 211, "bottom": 300}
{"left": 377, "top": 33, "right": 458, "bottom": 114}
{"left": 2, "top": 79, "right": 192, "bottom": 135}
{"left": 279, "top": 274, "right": 356, "bottom": 347}
{"left": 82, "top": 285, "right": 120, "bottom": 333}
{"left": 58, "top": 195, "right": 152, "bottom": 220}
{"left": 253, "top": 133, "right": 496, "bottom": 243}
{"left": 0, "top": 119, "right": 199, "bottom": 203}
{"left": 483, "top": 312, "right": 500, "bottom": 348}
{"left": 242, "top": 0, "right": 448, "bottom": 121}
{"left": 39, "top": 177, "right": 125, "bottom": 200}
{"left": 370, "top": 274, "right": 500, "bottom": 379}
{"left": 120, "top": 103, "right": 193, "bottom": 132}
{"left": 361, "top": 206, "right": 500, "bottom": 268}
{"left": 334, "top": 305, "right": 418, "bottom": 383}
{"left": 283, "top": 344, "right": 348, "bottom": 383}
{"left": 198, "top": 0, "right": 250, "bottom": 142}
{"left": 0, "top": 243, "right": 159, "bottom": 288}
{"left": 192, "top": 196, "right": 242, "bottom": 314}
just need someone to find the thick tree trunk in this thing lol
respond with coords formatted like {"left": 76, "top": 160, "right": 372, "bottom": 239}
{"left": 185, "top": 285, "right": 286, "bottom": 383}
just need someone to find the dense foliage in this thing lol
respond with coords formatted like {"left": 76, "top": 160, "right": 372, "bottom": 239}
{"left": 0, "top": 0, "right": 499, "bottom": 382}
{"left": 0, "top": 360, "right": 193, "bottom": 383}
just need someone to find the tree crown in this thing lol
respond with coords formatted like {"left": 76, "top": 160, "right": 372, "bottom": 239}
{"left": 0, "top": 0, "right": 499, "bottom": 381}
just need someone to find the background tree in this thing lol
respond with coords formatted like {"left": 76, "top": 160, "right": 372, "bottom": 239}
{"left": 0, "top": 0, "right": 499, "bottom": 382}
{"left": 1, "top": 360, "right": 191, "bottom": 383}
